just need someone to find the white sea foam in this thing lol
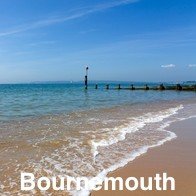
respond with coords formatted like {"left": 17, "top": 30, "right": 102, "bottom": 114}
{"left": 72, "top": 105, "right": 189, "bottom": 196}
{"left": 74, "top": 131, "right": 177, "bottom": 196}
{"left": 91, "top": 105, "right": 183, "bottom": 159}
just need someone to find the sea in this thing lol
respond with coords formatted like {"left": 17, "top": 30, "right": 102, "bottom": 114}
{"left": 0, "top": 82, "right": 195, "bottom": 195}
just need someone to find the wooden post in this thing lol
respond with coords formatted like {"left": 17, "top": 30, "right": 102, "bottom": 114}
{"left": 159, "top": 84, "right": 165, "bottom": 90}
{"left": 176, "top": 84, "right": 182, "bottom": 91}
{"left": 131, "top": 84, "right": 135, "bottom": 90}
{"left": 145, "top": 84, "right": 149, "bottom": 90}
{"left": 84, "top": 66, "right": 89, "bottom": 89}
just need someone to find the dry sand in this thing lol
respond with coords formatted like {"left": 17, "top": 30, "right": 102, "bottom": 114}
{"left": 92, "top": 118, "right": 196, "bottom": 196}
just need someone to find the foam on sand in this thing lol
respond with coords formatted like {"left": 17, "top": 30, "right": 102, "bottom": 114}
{"left": 72, "top": 105, "right": 185, "bottom": 196}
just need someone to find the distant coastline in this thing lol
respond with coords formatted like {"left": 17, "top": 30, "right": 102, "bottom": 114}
{"left": 0, "top": 80, "right": 195, "bottom": 85}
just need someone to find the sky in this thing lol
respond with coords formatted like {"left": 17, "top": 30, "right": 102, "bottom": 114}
{"left": 0, "top": 0, "right": 196, "bottom": 83}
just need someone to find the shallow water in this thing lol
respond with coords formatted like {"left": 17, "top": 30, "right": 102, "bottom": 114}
{"left": 0, "top": 83, "right": 195, "bottom": 121}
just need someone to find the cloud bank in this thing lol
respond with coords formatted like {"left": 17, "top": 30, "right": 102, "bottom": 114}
{"left": 161, "top": 64, "right": 176, "bottom": 68}
{"left": 188, "top": 64, "right": 196, "bottom": 67}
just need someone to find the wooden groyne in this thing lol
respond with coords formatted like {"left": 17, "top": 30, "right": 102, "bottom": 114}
{"left": 83, "top": 67, "right": 195, "bottom": 91}
{"left": 93, "top": 84, "right": 196, "bottom": 91}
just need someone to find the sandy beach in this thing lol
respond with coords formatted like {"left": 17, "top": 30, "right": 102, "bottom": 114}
{"left": 92, "top": 118, "right": 196, "bottom": 196}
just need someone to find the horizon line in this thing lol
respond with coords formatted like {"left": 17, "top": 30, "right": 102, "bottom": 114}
{"left": 0, "top": 80, "right": 195, "bottom": 85}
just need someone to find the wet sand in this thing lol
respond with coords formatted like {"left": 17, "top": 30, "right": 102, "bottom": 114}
{"left": 92, "top": 118, "right": 196, "bottom": 196}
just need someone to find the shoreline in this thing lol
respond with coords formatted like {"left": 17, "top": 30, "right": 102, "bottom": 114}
{"left": 92, "top": 117, "right": 196, "bottom": 196}
{"left": 0, "top": 101, "right": 195, "bottom": 195}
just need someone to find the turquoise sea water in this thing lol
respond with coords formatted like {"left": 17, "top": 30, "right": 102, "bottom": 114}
{"left": 0, "top": 82, "right": 195, "bottom": 121}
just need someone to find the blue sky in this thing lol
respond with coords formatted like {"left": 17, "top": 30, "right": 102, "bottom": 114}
{"left": 0, "top": 0, "right": 196, "bottom": 83}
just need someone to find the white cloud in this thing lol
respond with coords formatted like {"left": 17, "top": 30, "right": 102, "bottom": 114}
{"left": 161, "top": 64, "right": 176, "bottom": 68}
{"left": 188, "top": 64, "right": 196, "bottom": 67}
{"left": 0, "top": 0, "right": 139, "bottom": 37}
